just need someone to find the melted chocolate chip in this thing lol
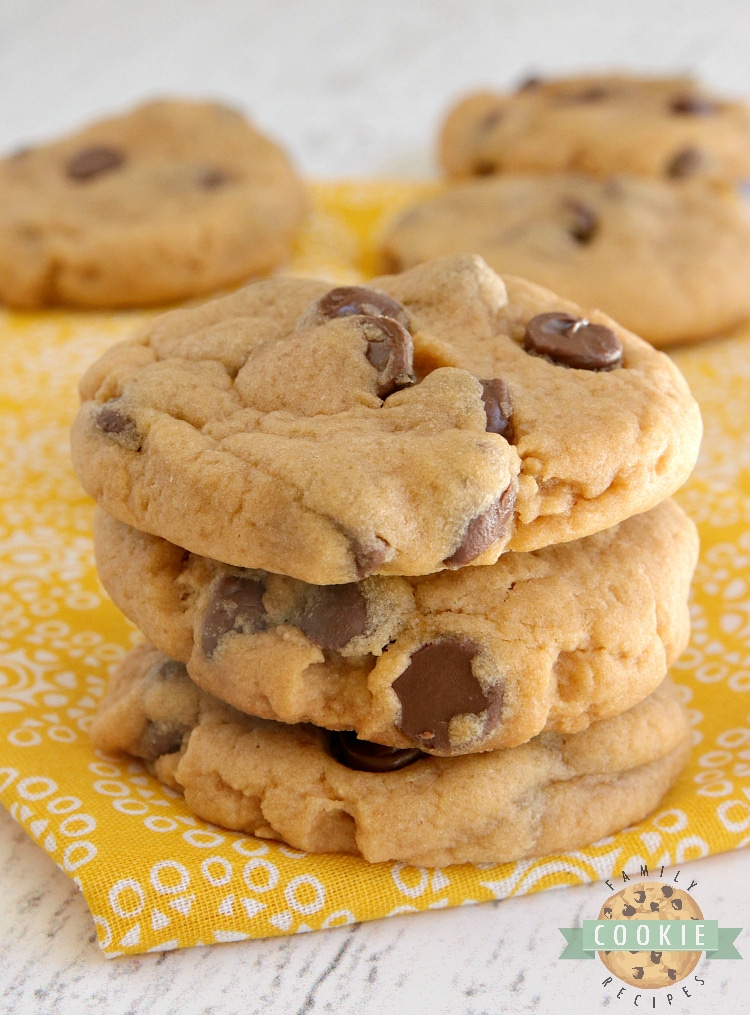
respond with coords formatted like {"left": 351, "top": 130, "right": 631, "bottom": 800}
{"left": 313, "top": 286, "right": 409, "bottom": 328}
{"left": 524, "top": 313, "right": 623, "bottom": 371}
{"left": 197, "top": 166, "right": 233, "bottom": 189}
{"left": 352, "top": 536, "right": 391, "bottom": 580}
{"left": 361, "top": 316, "right": 416, "bottom": 397}
{"left": 670, "top": 94, "right": 718, "bottom": 116}
{"left": 650, "top": 952, "right": 662, "bottom": 964}
{"left": 473, "top": 160, "right": 497, "bottom": 176}
{"left": 634, "top": 890, "right": 647, "bottom": 904}
{"left": 297, "top": 583, "right": 369, "bottom": 651}
{"left": 444, "top": 484, "right": 516, "bottom": 568}
{"left": 517, "top": 75, "right": 542, "bottom": 92}
{"left": 478, "top": 108, "right": 504, "bottom": 132}
{"left": 139, "top": 659, "right": 190, "bottom": 760}
{"left": 622, "top": 904, "right": 636, "bottom": 917}
{"left": 561, "top": 86, "right": 608, "bottom": 103}
{"left": 329, "top": 731, "right": 425, "bottom": 772}
{"left": 632, "top": 968, "right": 645, "bottom": 980}
{"left": 139, "top": 722, "right": 187, "bottom": 761}
{"left": 66, "top": 145, "right": 125, "bottom": 181}
{"left": 393, "top": 638, "right": 503, "bottom": 753}
{"left": 93, "top": 400, "right": 142, "bottom": 450}
{"left": 565, "top": 198, "right": 598, "bottom": 243}
{"left": 480, "top": 378, "right": 514, "bottom": 442}
{"left": 661, "top": 885, "right": 674, "bottom": 897}
{"left": 667, "top": 969, "right": 677, "bottom": 981}
{"left": 201, "top": 574, "right": 267, "bottom": 657}
{"left": 666, "top": 146, "right": 705, "bottom": 178}
{"left": 671, "top": 898, "right": 683, "bottom": 911}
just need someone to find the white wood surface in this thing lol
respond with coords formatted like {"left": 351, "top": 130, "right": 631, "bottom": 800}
{"left": 0, "top": 2, "right": 749, "bottom": 1012}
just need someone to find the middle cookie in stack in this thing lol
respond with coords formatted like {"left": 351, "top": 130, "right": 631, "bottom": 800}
{"left": 73, "top": 253, "right": 702, "bottom": 863}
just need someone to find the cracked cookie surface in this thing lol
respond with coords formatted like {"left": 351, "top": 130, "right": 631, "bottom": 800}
{"left": 94, "top": 500, "right": 698, "bottom": 756}
{"left": 90, "top": 644, "right": 691, "bottom": 867}
{"left": 381, "top": 174, "right": 750, "bottom": 347}
{"left": 71, "top": 254, "right": 701, "bottom": 583}
{"left": 0, "top": 98, "right": 306, "bottom": 308}
{"left": 440, "top": 74, "right": 750, "bottom": 182}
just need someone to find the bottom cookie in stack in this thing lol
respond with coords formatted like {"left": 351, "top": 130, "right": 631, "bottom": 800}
{"left": 90, "top": 643, "right": 690, "bottom": 867}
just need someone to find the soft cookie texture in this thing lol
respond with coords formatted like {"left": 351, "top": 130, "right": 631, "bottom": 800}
{"left": 90, "top": 645, "right": 691, "bottom": 867}
{"left": 381, "top": 174, "right": 750, "bottom": 347}
{"left": 71, "top": 255, "right": 702, "bottom": 584}
{"left": 94, "top": 500, "right": 698, "bottom": 756}
{"left": 440, "top": 74, "right": 750, "bottom": 182}
{"left": 0, "top": 98, "right": 306, "bottom": 308}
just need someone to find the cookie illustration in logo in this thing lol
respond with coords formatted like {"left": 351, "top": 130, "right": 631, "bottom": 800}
{"left": 598, "top": 881, "right": 703, "bottom": 988}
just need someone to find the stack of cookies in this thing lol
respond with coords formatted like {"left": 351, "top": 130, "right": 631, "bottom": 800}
{"left": 381, "top": 74, "right": 750, "bottom": 348}
{"left": 72, "top": 252, "right": 702, "bottom": 867}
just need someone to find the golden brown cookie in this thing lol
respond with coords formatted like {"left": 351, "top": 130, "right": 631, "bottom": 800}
{"left": 381, "top": 174, "right": 750, "bottom": 347}
{"left": 90, "top": 644, "right": 691, "bottom": 867}
{"left": 0, "top": 98, "right": 306, "bottom": 308}
{"left": 440, "top": 74, "right": 750, "bottom": 182}
{"left": 71, "top": 255, "right": 702, "bottom": 584}
{"left": 94, "top": 500, "right": 698, "bottom": 756}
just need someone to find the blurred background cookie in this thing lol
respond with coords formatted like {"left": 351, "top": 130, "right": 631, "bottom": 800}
{"left": 380, "top": 173, "right": 750, "bottom": 347}
{"left": 0, "top": 97, "right": 307, "bottom": 308}
{"left": 439, "top": 73, "right": 750, "bottom": 182}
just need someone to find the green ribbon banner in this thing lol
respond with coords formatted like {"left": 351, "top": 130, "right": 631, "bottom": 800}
{"left": 559, "top": 922, "right": 742, "bottom": 960}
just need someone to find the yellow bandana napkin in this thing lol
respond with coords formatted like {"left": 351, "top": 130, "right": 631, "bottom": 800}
{"left": 0, "top": 181, "right": 748, "bottom": 957}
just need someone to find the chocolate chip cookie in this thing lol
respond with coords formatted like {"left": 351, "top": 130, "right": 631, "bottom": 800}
{"left": 70, "top": 255, "right": 702, "bottom": 584}
{"left": 94, "top": 499, "right": 698, "bottom": 756}
{"left": 0, "top": 98, "right": 306, "bottom": 308}
{"left": 381, "top": 174, "right": 750, "bottom": 347}
{"left": 440, "top": 74, "right": 750, "bottom": 183}
{"left": 90, "top": 644, "right": 691, "bottom": 866}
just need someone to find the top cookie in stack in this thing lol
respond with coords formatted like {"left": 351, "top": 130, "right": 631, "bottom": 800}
{"left": 70, "top": 254, "right": 701, "bottom": 584}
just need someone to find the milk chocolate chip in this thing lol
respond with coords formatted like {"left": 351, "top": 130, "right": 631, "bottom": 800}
{"left": 196, "top": 166, "right": 234, "bottom": 189}
{"left": 66, "top": 145, "right": 125, "bottom": 181}
{"left": 666, "top": 146, "right": 705, "bottom": 178}
{"left": 517, "top": 75, "right": 542, "bottom": 92}
{"left": 139, "top": 659, "right": 190, "bottom": 760}
{"left": 352, "top": 536, "right": 391, "bottom": 580}
{"left": 329, "top": 731, "right": 424, "bottom": 772}
{"left": 140, "top": 722, "right": 188, "bottom": 761}
{"left": 361, "top": 316, "right": 416, "bottom": 397}
{"left": 478, "top": 107, "right": 504, "bottom": 132}
{"left": 393, "top": 638, "right": 503, "bottom": 753}
{"left": 444, "top": 484, "right": 516, "bottom": 567}
{"left": 565, "top": 199, "right": 598, "bottom": 243}
{"left": 524, "top": 312, "right": 623, "bottom": 371}
{"left": 201, "top": 574, "right": 267, "bottom": 657}
{"left": 297, "top": 583, "right": 369, "bottom": 651}
{"left": 562, "top": 86, "right": 608, "bottom": 103}
{"left": 670, "top": 95, "right": 718, "bottom": 116}
{"left": 311, "top": 286, "right": 409, "bottom": 328}
{"left": 93, "top": 399, "right": 142, "bottom": 450}
{"left": 480, "top": 378, "right": 514, "bottom": 442}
